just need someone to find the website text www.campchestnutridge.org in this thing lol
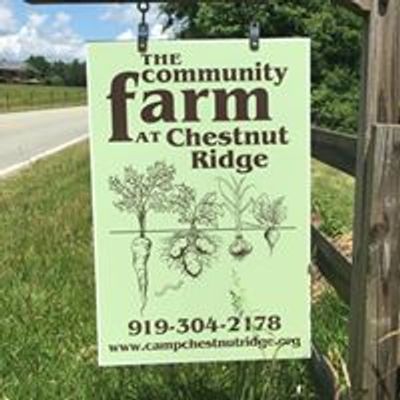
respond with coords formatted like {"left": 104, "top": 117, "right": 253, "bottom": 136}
{"left": 108, "top": 336, "right": 302, "bottom": 354}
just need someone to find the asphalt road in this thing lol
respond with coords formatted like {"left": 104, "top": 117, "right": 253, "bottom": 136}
{"left": 0, "top": 106, "right": 88, "bottom": 175}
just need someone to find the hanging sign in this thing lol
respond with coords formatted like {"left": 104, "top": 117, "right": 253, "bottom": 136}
{"left": 88, "top": 39, "right": 311, "bottom": 366}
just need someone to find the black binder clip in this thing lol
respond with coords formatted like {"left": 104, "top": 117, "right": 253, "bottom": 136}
{"left": 137, "top": 1, "right": 150, "bottom": 53}
{"left": 249, "top": 21, "right": 260, "bottom": 51}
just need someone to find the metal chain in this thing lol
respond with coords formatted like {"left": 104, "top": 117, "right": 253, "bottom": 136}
{"left": 249, "top": 20, "right": 260, "bottom": 51}
{"left": 137, "top": 1, "right": 150, "bottom": 52}
{"left": 137, "top": 1, "right": 150, "bottom": 19}
{"left": 243, "top": 0, "right": 260, "bottom": 51}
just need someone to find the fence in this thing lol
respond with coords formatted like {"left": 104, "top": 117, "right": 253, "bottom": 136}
{"left": 310, "top": 0, "right": 400, "bottom": 399}
{"left": 0, "top": 88, "right": 87, "bottom": 112}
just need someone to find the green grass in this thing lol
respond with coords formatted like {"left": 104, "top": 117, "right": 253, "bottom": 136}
{"left": 0, "top": 83, "right": 87, "bottom": 113}
{"left": 312, "top": 160, "right": 355, "bottom": 237}
{"left": 0, "top": 145, "right": 351, "bottom": 399}
{"left": 311, "top": 160, "right": 353, "bottom": 390}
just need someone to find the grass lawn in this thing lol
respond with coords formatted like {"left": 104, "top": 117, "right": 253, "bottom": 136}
{"left": 0, "top": 145, "right": 351, "bottom": 399}
{"left": 0, "top": 84, "right": 87, "bottom": 113}
{"left": 312, "top": 160, "right": 355, "bottom": 237}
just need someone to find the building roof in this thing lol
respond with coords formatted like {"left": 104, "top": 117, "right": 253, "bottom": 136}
{"left": 0, "top": 61, "right": 27, "bottom": 72}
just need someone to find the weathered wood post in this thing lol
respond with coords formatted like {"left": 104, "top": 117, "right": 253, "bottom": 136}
{"left": 339, "top": 0, "right": 400, "bottom": 398}
{"left": 352, "top": 124, "right": 400, "bottom": 399}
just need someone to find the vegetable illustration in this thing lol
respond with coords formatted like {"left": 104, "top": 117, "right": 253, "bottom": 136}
{"left": 164, "top": 184, "right": 223, "bottom": 278}
{"left": 230, "top": 268, "right": 246, "bottom": 318}
{"left": 218, "top": 176, "right": 253, "bottom": 259}
{"left": 251, "top": 194, "right": 287, "bottom": 254}
{"left": 109, "top": 162, "right": 176, "bottom": 313}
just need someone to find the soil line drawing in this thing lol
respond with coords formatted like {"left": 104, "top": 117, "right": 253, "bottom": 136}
{"left": 249, "top": 194, "right": 287, "bottom": 254}
{"left": 163, "top": 184, "right": 224, "bottom": 279}
{"left": 109, "top": 161, "right": 177, "bottom": 313}
{"left": 218, "top": 175, "right": 254, "bottom": 259}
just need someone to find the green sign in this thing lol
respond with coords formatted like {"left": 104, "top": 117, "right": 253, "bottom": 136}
{"left": 88, "top": 39, "right": 311, "bottom": 366}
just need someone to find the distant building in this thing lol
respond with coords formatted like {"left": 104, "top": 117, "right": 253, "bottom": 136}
{"left": 0, "top": 61, "right": 28, "bottom": 83}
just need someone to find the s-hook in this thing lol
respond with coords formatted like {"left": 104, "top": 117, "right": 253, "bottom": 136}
{"left": 249, "top": 20, "right": 260, "bottom": 51}
{"left": 137, "top": 1, "right": 150, "bottom": 53}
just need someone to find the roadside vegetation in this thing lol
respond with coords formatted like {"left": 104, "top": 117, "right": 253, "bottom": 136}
{"left": 0, "top": 144, "right": 351, "bottom": 399}
{"left": 0, "top": 83, "right": 87, "bottom": 113}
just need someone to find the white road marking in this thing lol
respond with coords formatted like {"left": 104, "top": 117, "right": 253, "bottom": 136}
{"left": 0, "top": 134, "right": 88, "bottom": 178}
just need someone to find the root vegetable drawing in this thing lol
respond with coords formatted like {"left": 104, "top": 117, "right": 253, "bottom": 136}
{"left": 218, "top": 176, "right": 253, "bottom": 259}
{"left": 166, "top": 230, "right": 219, "bottom": 278}
{"left": 109, "top": 161, "right": 176, "bottom": 313}
{"left": 131, "top": 237, "right": 152, "bottom": 312}
{"left": 251, "top": 194, "right": 287, "bottom": 254}
{"left": 163, "top": 185, "right": 223, "bottom": 279}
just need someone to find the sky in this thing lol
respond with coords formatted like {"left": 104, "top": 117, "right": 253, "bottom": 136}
{"left": 0, "top": 0, "right": 174, "bottom": 61}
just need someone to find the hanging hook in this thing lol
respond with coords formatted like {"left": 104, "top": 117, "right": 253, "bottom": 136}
{"left": 137, "top": 1, "right": 150, "bottom": 53}
{"left": 249, "top": 20, "right": 260, "bottom": 51}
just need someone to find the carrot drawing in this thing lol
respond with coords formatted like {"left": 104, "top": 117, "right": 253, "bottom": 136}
{"left": 109, "top": 162, "right": 176, "bottom": 313}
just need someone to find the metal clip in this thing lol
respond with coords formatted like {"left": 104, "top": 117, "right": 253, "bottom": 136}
{"left": 137, "top": 1, "right": 150, "bottom": 53}
{"left": 249, "top": 21, "right": 260, "bottom": 51}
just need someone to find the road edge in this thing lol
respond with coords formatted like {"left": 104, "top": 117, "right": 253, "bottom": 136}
{"left": 0, "top": 134, "right": 88, "bottom": 179}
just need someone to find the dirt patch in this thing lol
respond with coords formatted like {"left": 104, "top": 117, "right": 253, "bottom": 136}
{"left": 333, "top": 233, "right": 353, "bottom": 260}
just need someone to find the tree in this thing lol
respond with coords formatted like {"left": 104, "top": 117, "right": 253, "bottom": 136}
{"left": 47, "top": 74, "right": 64, "bottom": 86}
{"left": 162, "top": 1, "right": 362, "bottom": 132}
{"left": 24, "top": 56, "right": 87, "bottom": 87}
{"left": 26, "top": 56, "right": 51, "bottom": 80}
{"left": 63, "top": 59, "right": 86, "bottom": 87}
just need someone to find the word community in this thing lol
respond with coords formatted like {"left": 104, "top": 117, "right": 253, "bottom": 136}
{"left": 140, "top": 54, "right": 288, "bottom": 87}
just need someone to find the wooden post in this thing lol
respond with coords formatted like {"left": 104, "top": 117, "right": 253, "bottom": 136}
{"left": 352, "top": 125, "right": 400, "bottom": 399}
{"left": 349, "top": 0, "right": 400, "bottom": 398}
{"left": 373, "top": 126, "right": 400, "bottom": 400}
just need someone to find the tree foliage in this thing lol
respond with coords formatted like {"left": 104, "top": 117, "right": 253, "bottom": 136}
{"left": 163, "top": 1, "right": 362, "bottom": 133}
{"left": 25, "top": 56, "right": 86, "bottom": 87}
